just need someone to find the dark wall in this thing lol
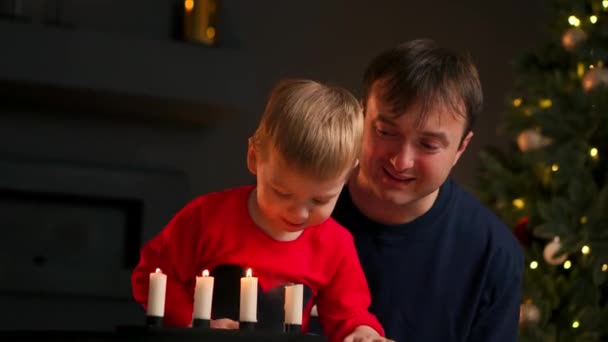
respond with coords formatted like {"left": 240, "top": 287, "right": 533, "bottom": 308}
{"left": 0, "top": 0, "right": 545, "bottom": 330}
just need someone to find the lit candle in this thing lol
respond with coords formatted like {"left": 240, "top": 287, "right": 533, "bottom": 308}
{"left": 239, "top": 268, "right": 258, "bottom": 323}
{"left": 193, "top": 269, "right": 214, "bottom": 325}
{"left": 147, "top": 268, "right": 167, "bottom": 325}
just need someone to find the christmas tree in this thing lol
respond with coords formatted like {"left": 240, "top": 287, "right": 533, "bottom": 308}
{"left": 476, "top": 1, "right": 608, "bottom": 341}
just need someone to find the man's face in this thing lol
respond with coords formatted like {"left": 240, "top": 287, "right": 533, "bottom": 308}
{"left": 357, "top": 82, "right": 473, "bottom": 217}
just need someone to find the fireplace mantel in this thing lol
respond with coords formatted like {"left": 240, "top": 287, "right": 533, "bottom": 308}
{"left": 0, "top": 20, "right": 251, "bottom": 125}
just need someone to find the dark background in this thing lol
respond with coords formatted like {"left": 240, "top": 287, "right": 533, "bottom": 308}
{"left": 0, "top": 0, "right": 544, "bottom": 331}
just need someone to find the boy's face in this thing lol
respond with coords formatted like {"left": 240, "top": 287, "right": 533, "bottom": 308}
{"left": 247, "top": 144, "right": 349, "bottom": 237}
{"left": 356, "top": 82, "right": 473, "bottom": 218}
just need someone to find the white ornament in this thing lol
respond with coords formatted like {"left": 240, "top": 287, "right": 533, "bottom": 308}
{"left": 543, "top": 237, "right": 568, "bottom": 266}
{"left": 582, "top": 67, "right": 608, "bottom": 92}
{"left": 562, "top": 27, "right": 587, "bottom": 51}
{"left": 517, "top": 129, "right": 551, "bottom": 152}
{"left": 519, "top": 303, "right": 541, "bottom": 325}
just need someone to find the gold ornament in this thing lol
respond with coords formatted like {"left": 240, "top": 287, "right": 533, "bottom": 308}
{"left": 519, "top": 302, "right": 541, "bottom": 325}
{"left": 582, "top": 67, "right": 608, "bottom": 91}
{"left": 517, "top": 129, "right": 551, "bottom": 152}
{"left": 543, "top": 237, "right": 568, "bottom": 265}
{"left": 562, "top": 27, "right": 587, "bottom": 51}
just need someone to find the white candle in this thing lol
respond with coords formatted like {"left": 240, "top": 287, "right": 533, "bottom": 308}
{"left": 193, "top": 269, "right": 214, "bottom": 320}
{"left": 239, "top": 268, "right": 258, "bottom": 322}
{"left": 284, "top": 284, "right": 303, "bottom": 324}
{"left": 147, "top": 268, "right": 167, "bottom": 317}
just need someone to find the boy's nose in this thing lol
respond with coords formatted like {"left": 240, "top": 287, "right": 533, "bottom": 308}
{"left": 286, "top": 205, "right": 309, "bottom": 223}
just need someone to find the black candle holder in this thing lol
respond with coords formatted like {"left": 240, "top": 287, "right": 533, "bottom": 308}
{"left": 284, "top": 323, "right": 302, "bottom": 333}
{"left": 192, "top": 318, "right": 211, "bottom": 328}
{"left": 146, "top": 316, "right": 163, "bottom": 327}
{"left": 239, "top": 321, "right": 256, "bottom": 331}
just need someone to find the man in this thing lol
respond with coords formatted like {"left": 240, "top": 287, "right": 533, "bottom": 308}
{"left": 332, "top": 39, "right": 523, "bottom": 342}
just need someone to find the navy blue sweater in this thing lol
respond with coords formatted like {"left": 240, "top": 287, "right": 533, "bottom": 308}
{"left": 332, "top": 179, "right": 523, "bottom": 342}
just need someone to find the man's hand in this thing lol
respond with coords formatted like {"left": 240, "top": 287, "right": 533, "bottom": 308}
{"left": 343, "top": 325, "right": 395, "bottom": 342}
{"left": 211, "top": 318, "right": 239, "bottom": 329}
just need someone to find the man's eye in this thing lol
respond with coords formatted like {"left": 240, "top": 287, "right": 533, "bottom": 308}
{"left": 375, "top": 128, "right": 395, "bottom": 137}
{"left": 420, "top": 141, "right": 440, "bottom": 151}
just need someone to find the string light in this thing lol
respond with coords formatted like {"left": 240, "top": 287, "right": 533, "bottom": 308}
{"left": 512, "top": 98, "right": 522, "bottom": 107}
{"left": 530, "top": 261, "right": 539, "bottom": 269}
{"left": 602, "top": 264, "right": 608, "bottom": 272}
{"left": 604, "top": 0, "right": 608, "bottom": 9}
{"left": 590, "top": 147, "right": 599, "bottom": 159}
{"left": 512, "top": 198, "right": 525, "bottom": 209}
{"left": 563, "top": 260, "right": 572, "bottom": 269}
{"left": 581, "top": 245, "right": 591, "bottom": 255}
{"left": 568, "top": 15, "right": 581, "bottom": 27}
{"left": 572, "top": 320, "right": 580, "bottom": 329}
{"left": 590, "top": 15, "right": 598, "bottom": 24}
{"left": 539, "top": 99, "right": 552, "bottom": 108}
{"left": 580, "top": 216, "right": 588, "bottom": 224}
{"left": 551, "top": 164, "right": 559, "bottom": 172}
{"left": 577, "top": 63, "right": 586, "bottom": 78}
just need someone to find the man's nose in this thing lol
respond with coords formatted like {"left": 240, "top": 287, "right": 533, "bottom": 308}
{"left": 390, "top": 144, "right": 415, "bottom": 171}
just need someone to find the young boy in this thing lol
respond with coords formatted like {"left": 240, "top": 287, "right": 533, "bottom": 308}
{"left": 131, "top": 79, "right": 387, "bottom": 342}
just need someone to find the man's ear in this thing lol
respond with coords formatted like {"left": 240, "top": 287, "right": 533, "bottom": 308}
{"left": 452, "top": 131, "right": 474, "bottom": 167}
{"left": 247, "top": 138, "right": 258, "bottom": 175}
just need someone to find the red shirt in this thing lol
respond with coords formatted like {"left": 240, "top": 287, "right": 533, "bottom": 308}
{"left": 131, "top": 185, "right": 383, "bottom": 342}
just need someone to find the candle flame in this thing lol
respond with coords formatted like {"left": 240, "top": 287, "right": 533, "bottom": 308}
{"left": 155, "top": 268, "right": 162, "bottom": 273}
{"left": 246, "top": 268, "right": 252, "bottom": 277}
{"left": 202, "top": 269, "right": 209, "bottom": 277}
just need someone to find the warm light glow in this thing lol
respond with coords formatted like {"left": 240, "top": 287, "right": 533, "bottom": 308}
{"left": 206, "top": 26, "right": 216, "bottom": 39}
{"left": 603, "top": 0, "right": 608, "bottom": 9}
{"left": 580, "top": 216, "right": 588, "bottom": 224}
{"left": 577, "top": 63, "right": 585, "bottom": 78}
{"left": 513, "top": 198, "right": 525, "bottom": 209}
{"left": 572, "top": 320, "right": 580, "bottom": 329}
{"left": 563, "top": 260, "right": 572, "bottom": 269}
{"left": 155, "top": 268, "right": 162, "bottom": 273}
{"left": 568, "top": 15, "right": 581, "bottom": 27}
{"left": 581, "top": 245, "right": 591, "bottom": 255}
{"left": 602, "top": 264, "right": 608, "bottom": 272}
{"left": 551, "top": 164, "right": 559, "bottom": 172}
{"left": 184, "top": 0, "right": 194, "bottom": 12}
{"left": 590, "top": 147, "right": 599, "bottom": 159}
{"left": 513, "top": 98, "right": 522, "bottom": 107}
{"left": 590, "top": 15, "right": 598, "bottom": 24}
{"left": 539, "top": 99, "right": 552, "bottom": 108}
{"left": 202, "top": 269, "right": 209, "bottom": 277}
{"left": 530, "top": 261, "right": 539, "bottom": 269}
{"left": 590, "top": 64, "right": 595, "bottom": 69}
{"left": 246, "top": 268, "right": 253, "bottom": 277}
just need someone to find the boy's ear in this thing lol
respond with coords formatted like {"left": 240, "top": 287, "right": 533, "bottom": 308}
{"left": 247, "top": 138, "right": 257, "bottom": 175}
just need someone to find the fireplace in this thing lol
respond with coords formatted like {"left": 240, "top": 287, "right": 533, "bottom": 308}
{"left": 0, "top": 157, "right": 189, "bottom": 301}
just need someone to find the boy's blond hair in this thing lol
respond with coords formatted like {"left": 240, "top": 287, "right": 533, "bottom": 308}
{"left": 251, "top": 79, "right": 363, "bottom": 180}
